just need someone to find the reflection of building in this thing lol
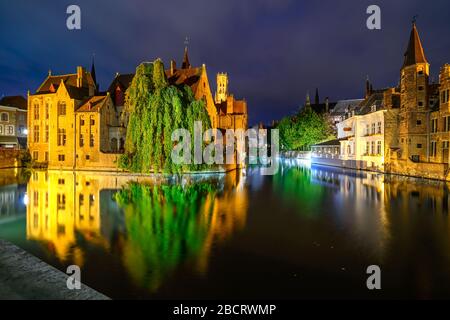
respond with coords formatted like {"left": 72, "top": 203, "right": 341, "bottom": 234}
{"left": 0, "top": 96, "right": 27, "bottom": 149}
{"left": 27, "top": 65, "right": 124, "bottom": 170}
{"left": 0, "top": 183, "right": 26, "bottom": 220}
{"left": 26, "top": 171, "right": 123, "bottom": 263}
{"left": 26, "top": 169, "right": 249, "bottom": 281}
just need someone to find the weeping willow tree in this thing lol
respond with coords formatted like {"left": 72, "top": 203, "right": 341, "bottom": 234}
{"left": 118, "top": 59, "right": 212, "bottom": 173}
{"left": 114, "top": 182, "right": 218, "bottom": 292}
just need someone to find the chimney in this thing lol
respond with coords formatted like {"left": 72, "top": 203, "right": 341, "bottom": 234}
{"left": 325, "top": 97, "right": 329, "bottom": 113}
{"left": 170, "top": 60, "right": 176, "bottom": 75}
{"left": 77, "top": 66, "right": 84, "bottom": 88}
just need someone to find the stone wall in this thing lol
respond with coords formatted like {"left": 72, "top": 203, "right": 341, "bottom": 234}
{"left": 0, "top": 150, "right": 21, "bottom": 169}
{"left": 388, "top": 158, "right": 448, "bottom": 181}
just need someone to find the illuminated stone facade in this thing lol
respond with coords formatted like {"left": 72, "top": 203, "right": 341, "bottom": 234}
{"left": 314, "top": 23, "right": 450, "bottom": 180}
{"left": 28, "top": 66, "right": 124, "bottom": 170}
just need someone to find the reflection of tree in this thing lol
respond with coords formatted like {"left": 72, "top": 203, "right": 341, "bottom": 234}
{"left": 115, "top": 182, "right": 219, "bottom": 292}
{"left": 272, "top": 163, "right": 325, "bottom": 215}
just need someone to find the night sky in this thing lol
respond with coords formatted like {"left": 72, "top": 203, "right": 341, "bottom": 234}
{"left": 1, "top": 0, "right": 450, "bottom": 125}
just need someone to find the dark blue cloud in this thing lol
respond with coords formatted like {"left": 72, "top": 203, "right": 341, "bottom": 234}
{"left": 1, "top": 0, "right": 450, "bottom": 125}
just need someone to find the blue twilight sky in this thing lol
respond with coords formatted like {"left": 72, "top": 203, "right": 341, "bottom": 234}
{"left": 1, "top": 0, "right": 450, "bottom": 125}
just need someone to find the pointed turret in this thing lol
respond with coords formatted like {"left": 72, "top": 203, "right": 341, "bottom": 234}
{"left": 402, "top": 22, "right": 428, "bottom": 68}
{"left": 305, "top": 91, "right": 311, "bottom": 110}
{"left": 91, "top": 54, "right": 99, "bottom": 92}
{"left": 182, "top": 46, "right": 191, "bottom": 69}
{"left": 365, "top": 76, "right": 372, "bottom": 98}
{"left": 314, "top": 88, "right": 319, "bottom": 106}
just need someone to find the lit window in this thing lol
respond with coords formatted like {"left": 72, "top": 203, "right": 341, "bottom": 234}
{"left": 33, "top": 125, "right": 39, "bottom": 143}
{"left": 57, "top": 194, "right": 66, "bottom": 210}
{"left": 57, "top": 129, "right": 66, "bottom": 146}
{"left": 34, "top": 103, "right": 39, "bottom": 120}
{"left": 57, "top": 101, "right": 66, "bottom": 116}
{"left": 0, "top": 112, "right": 8, "bottom": 122}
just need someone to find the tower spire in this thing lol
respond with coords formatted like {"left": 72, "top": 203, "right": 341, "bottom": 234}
{"left": 91, "top": 53, "right": 99, "bottom": 92}
{"left": 314, "top": 88, "right": 319, "bottom": 106}
{"left": 402, "top": 19, "right": 427, "bottom": 68}
{"left": 182, "top": 36, "right": 191, "bottom": 69}
{"left": 305, "top": 91, "right": 311, "bottom": 110}
{"left": 365, "top": 75, "right": 371, "bottom": 98}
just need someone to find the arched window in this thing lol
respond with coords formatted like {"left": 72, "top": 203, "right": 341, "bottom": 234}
{"left": 33, "top": 102, "right": 40, "bottom": 120}
{"left": 1, "top": 112, "right": 8, "bottom": 122}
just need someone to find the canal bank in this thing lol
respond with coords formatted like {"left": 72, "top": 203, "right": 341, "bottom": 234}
{"left": 0, "top": 240, "right": 109, "bottom": 300}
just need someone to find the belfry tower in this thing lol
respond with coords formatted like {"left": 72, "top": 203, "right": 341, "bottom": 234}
{"left": 215, "top": 73, "right": 228, "bottom": 103}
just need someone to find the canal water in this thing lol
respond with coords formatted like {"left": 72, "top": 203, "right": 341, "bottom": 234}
{"left": 1, "top": 159, "right": 450, "bottom": 299}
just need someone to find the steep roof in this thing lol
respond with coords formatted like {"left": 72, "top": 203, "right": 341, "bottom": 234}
{"left": 76, "top": 95, "right": 108, "bottom": 112}
{"left": 33, "top": 70, "right": 96, "bottom": 99}
{"left": 107, "top": 73, "right": 134, "bottom": 93}
{"left": 182, "top": 47, "right": 191, "bottom": 69}
{"left": 0, "top": 95, "right": 27, "bottom": 110}
{"left": 165, "top": 67, "right": 202, "bottom": 93}
{"left": 403, "top": 23, "right": 428, "bottom": 68}
{"left": 358, "top": 90, "right": 386, "bottom": 115}
{"left": 330, "top": 99, "right": 364, "bottom": 116}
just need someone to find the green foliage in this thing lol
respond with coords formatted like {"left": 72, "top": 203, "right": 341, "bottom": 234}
{"left": 277, "top": 108, "right": 335, "bottom": 151}
{"left": 119, "top": 59, "right": 212, "bottom": 173}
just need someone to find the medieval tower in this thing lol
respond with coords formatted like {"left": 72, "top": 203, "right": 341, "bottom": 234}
{"left": 399, "top": 22, "right": 429, "bottom": 162}
{"left": 215, "top": 73, "right": 228, "bottom": 103}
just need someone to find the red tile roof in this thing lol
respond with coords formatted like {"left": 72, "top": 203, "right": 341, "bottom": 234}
{"left": 76, "top": 96, "right": 108, "bottom": 112}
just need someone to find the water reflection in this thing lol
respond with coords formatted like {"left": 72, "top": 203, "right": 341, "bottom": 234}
{"left": 23, "top": 170, "right": 248, "bottom": 295}
{"left": 1, "top": 161, "right": 450, "bottom": 298}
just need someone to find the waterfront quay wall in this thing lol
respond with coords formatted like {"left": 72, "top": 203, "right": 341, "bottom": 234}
{"left": 387, "top": 159, "right": 449, "bottom": 181}
{"left": 280, "top": 151, "right": 311, "bottom": 159}
{"left": 311, "top": 154, "right": 450, "bottom": 181}
{"left": 0, "top": 150, "right": 22, "bottom": 169}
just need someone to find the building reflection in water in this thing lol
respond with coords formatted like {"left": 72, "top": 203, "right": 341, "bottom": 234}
{"left": 275, "top": 159, "right": 450, "bottom": 262}
{"left": 25, "top": 169, "right": 248, "bottom": 293}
